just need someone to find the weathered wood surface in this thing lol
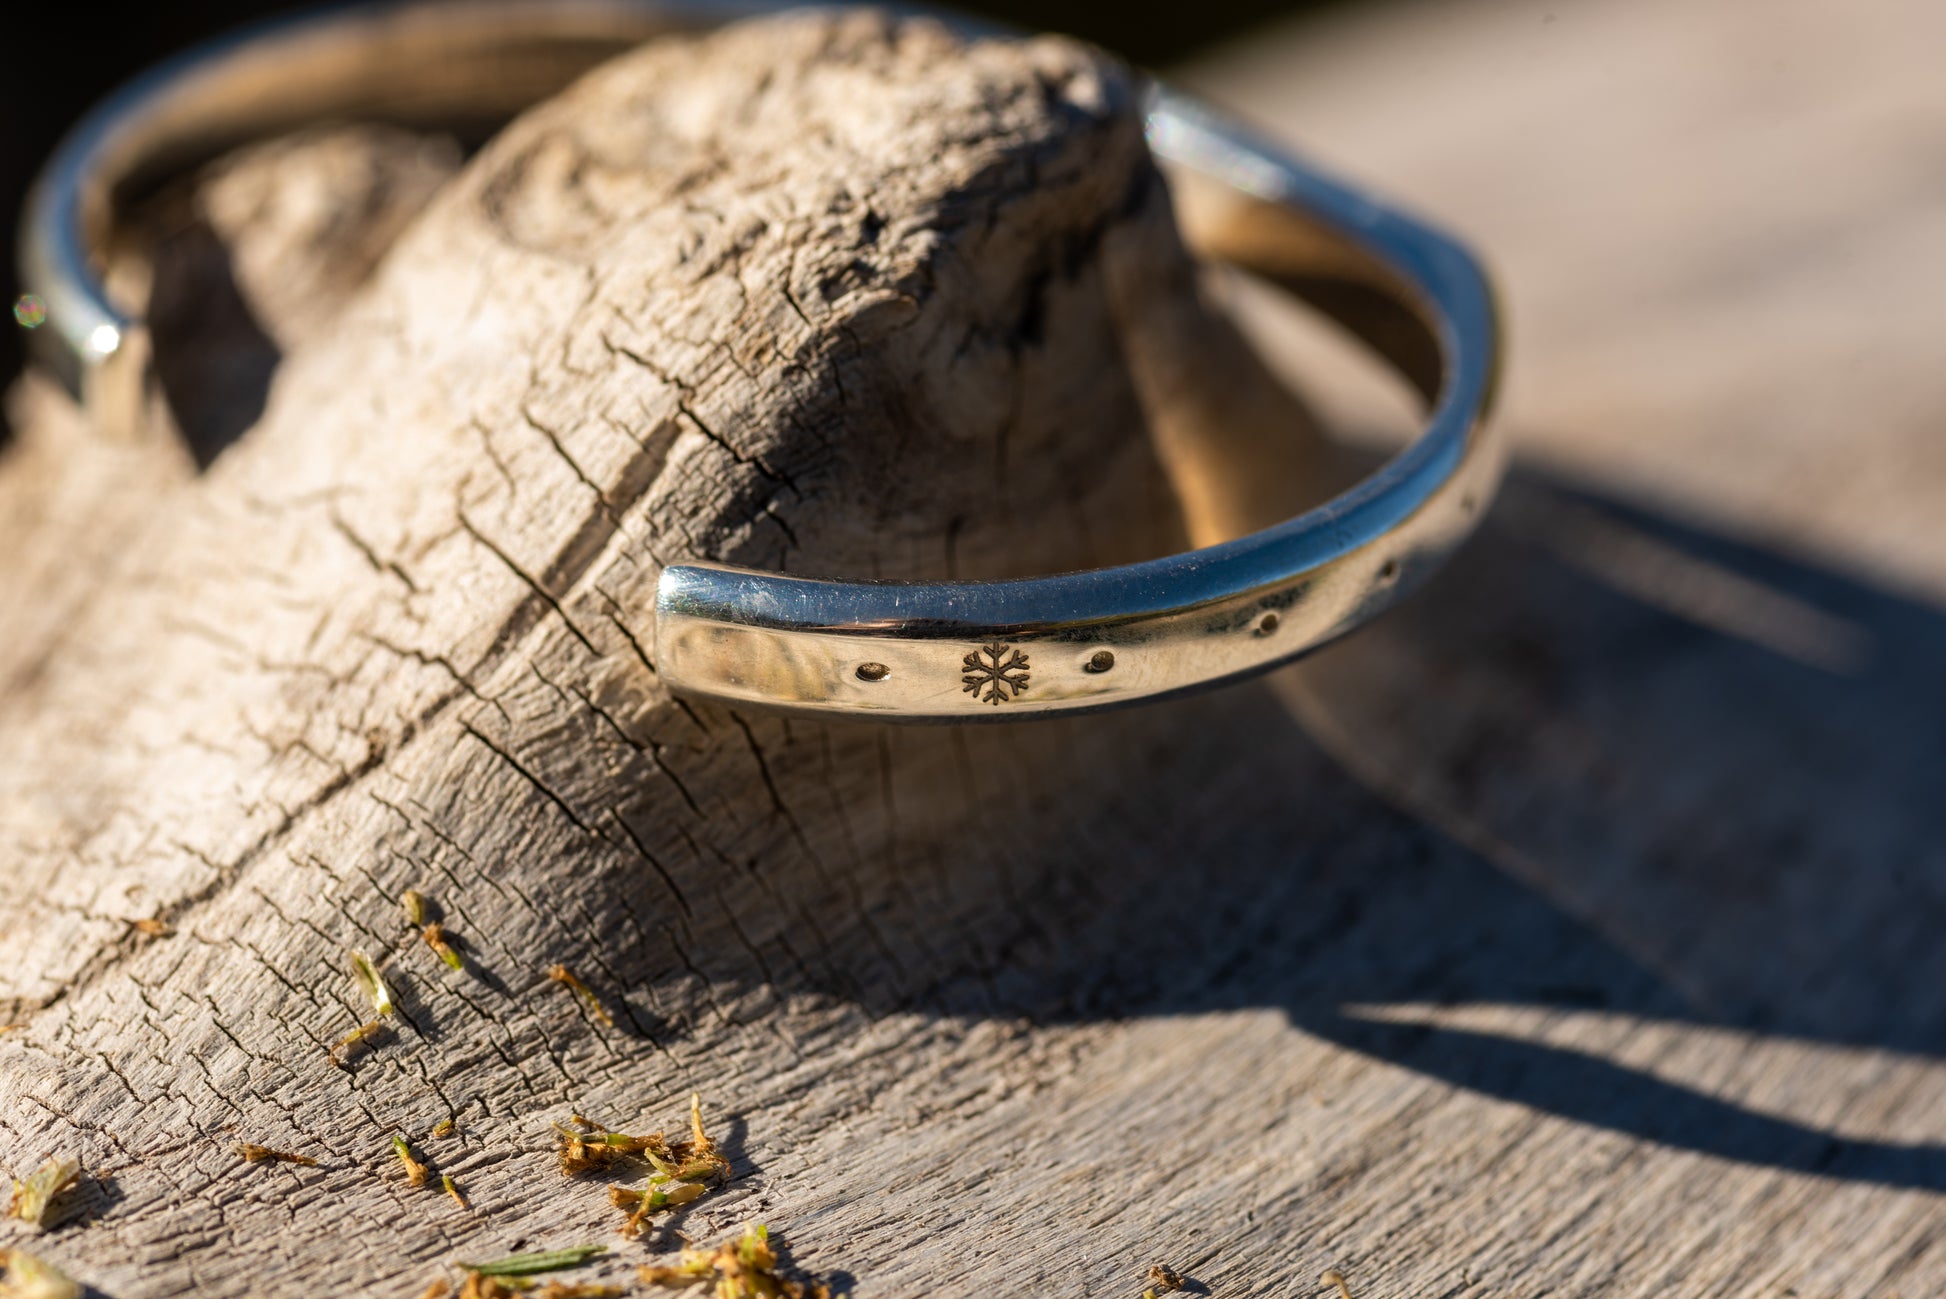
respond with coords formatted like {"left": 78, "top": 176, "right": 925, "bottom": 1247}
{"left": 0, "top": 2, "right": 1941, "bottom": 1297}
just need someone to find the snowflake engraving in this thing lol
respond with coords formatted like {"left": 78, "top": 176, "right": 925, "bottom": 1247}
{"left": 961, "top": 642, "right": 1031, "bottom": 705}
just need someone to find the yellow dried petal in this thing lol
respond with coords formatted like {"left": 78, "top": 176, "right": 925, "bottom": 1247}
{"left": 5, "top": 1158, "right": 79, "bottom": 1229}
{"left": 0, "top": 1248, "right": 81, "bottom": 1299}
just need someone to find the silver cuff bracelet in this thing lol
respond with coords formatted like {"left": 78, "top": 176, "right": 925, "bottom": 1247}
{"left": 18, "top": 1, "right": 1503, "bottom": 721}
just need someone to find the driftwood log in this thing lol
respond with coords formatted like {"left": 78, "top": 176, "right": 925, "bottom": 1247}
{"left": 0, "top": 10, "right": 1323, "bottom": 1296}
{"left": 3, "top": 0, "right": 1943, "bottom": 1296}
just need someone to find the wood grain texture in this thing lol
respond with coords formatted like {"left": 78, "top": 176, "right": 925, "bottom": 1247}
{"left": 0, "top": 1, "right": 1941, "bottom": 1297}
{"left": 1184, "top": 0, "right": 1946, "bottom": 1294}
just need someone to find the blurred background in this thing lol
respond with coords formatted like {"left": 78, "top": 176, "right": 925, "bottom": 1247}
{"left": 0, "top": 0, "right": 1346, "bottom": 430}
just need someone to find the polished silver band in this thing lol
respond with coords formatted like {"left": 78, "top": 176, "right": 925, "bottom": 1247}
{"left": 18, "top": 1, "right": 1502, "bottom": 721}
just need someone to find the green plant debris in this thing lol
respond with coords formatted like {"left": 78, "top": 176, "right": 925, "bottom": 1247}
{"left": 433, "top": 1118, "right": 457, "bottom": 1138}
{"left": 638, "top": 1224, "right": 842, "bottom": 1298}
{"left": 423, "top": 922, "right": 464, "bottom": 971}
{"left": 552, "top": 1116, "right": 627, "bottom": 1177}
{"left": 443, "top": 1173, "right": 467, "bottom": 1209}
{"left": 557, "top": 1094, "right": 728, "bottom": 1181}
{"left": 608, "top": 1179, "right": 707, "bottom": 1236}
{"left": 545, "top": 965, "right": 614, "bottom": 1027}
{"left": 234, "top": 1143, "right": 318, "bottom": 1167}
{"left": 1321, "top": 1270, "right": 1355, "bottom": 1299}
{"left": 352, "top": 950, "right": 395, "bottom": 1016}
{"left": 405, "top": 890, "right": 465, "bottom": 969}
{"left": 331, "top": 949, "right": 398, "bottom": 1066}
{"left": 0, "top": 1248, "right": 81, "bottom": 1299}
{"left": 553, "top": 1121, "right": 642, "bottom": 1175}
{"left": 460, "top": 1246, "right": 608, "bottom": 1277}
{"left": 5, "top": 1158, "right": 79, "bottom": 1230}
{"left": 393, "top": 1135, "right": 429, "bottom": 1188}
{"left": 555, "top": 1094, "right": 730, "bottom": 1236}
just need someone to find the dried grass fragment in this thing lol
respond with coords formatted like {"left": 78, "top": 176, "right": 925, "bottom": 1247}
{"left": 328, "top": 1019, "right": 389, "bottom": 1067}
{"left": 553, "top": 1093, "right": 724, "bottom": 1183}
{"left": 1321, "top": 1270, "right": 1355, "bottom": 1299}
{"left": 233, "top": 1143, "right": 319, "bottom": 1167}
{"left": 443, "top": 1173, "right": 468, "bottom": 1209}
{"left": 545, "top": 965, "right": 614, "bottom": 1027}
{"left": 423, "top": 922, "right": 464, "bottom": 970}
{"left": 331, "top": 948, "right": 398, "bottom": 1066}
{"left": 639, "top": 1224, "right": 841, "bottom": 1298}
{"left": 393, "top": 1134, "right": 430, "bottom": 1188}
{"left": 4, "top": 1158, "right": 79, "bottom": 1230}
{"left": 405, "top": 891, "right": 465, "bottom": 969}
{"left": 351, "top": 949, "right": 395, "bottom": 1016}
{"left": 608, "top": 1179, "right": 706, "bottom": 1236}
{"left": 560, "top": 1093, "right": 731, "bottom": 1236}
{"left": 0, "top": 1248, "right": 81, "bottom": 1299}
